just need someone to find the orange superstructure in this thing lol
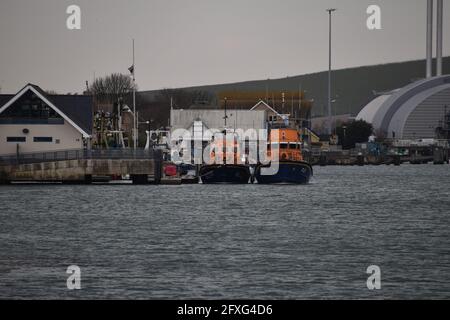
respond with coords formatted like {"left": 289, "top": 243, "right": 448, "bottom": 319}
{"left": 267, "top": 128, "right": 304, "bottom": 162}
{"left": 209, "top": 135, "right": 242, "bottom": 165}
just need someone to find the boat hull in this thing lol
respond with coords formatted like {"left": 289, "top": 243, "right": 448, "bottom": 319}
{"left": 255, "top": 161, "right": 313, "bottom": 184}
{"left": 199, "top": 164, "right": 251, "bottom": 184}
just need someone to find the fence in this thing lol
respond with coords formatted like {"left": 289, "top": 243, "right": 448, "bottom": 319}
{"left": 0, "top": 148, "right": 156, "bottom": 165}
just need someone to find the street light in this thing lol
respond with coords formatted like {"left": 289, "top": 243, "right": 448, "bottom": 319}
{"left": 331, "top": 97, "right": 338, "bottom": 135}
{"left": 326, "top": 8, "right": 337, "bottom": 136}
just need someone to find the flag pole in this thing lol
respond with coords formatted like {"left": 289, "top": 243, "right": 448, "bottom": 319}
{"left": 132, "top": 39, "right": 137, "bottom": 150}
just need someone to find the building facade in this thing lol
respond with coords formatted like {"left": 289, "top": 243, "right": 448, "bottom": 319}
{"left": 0, "top": 84, "right": 93, "bottom": 156}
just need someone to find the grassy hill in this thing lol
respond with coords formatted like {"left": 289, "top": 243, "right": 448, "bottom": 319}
{"left": 139, "top": 57, "right": 450, "bottom": 120}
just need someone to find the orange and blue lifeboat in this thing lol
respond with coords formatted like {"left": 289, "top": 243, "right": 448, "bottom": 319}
{"left": 255, "top": 128, "right": 313, "bottom": 184}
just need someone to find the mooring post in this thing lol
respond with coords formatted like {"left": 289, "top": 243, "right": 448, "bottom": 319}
{"left": 153, "top": 149, "right": 163, "bottom": 184}
{"left": 357, "top": 154, "right": 365, "bottom": 166}
{"left": 319, "top": 153, "right": 327, "bottom": 166}
{"left": 0, "top": 170, "right": 10, "bottom": 185}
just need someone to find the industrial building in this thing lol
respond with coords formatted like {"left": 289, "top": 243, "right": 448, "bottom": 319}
{"left": 357, "top": 75, "right": 450, "bottom": 140}
{"left": 170, "top": 108, "right": 267, "bottom": 134}
{"left": 357, "top": 0, "right": 449, "bottom": 141}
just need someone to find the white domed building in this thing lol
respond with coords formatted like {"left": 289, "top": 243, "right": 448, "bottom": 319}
{"left": 357, "top": 75, "right": 450, "bottom": 140}
{"left": 358, "top": 0, "right": 450, "bottom": 141}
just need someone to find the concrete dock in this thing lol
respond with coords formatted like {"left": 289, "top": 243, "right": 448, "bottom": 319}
{"left": 0, "top": 149, "right": 162, "bottom": 184}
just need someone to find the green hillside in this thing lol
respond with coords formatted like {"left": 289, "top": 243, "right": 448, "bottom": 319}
{"left": 139, "top": 57, "right": 450, "bottom": 119}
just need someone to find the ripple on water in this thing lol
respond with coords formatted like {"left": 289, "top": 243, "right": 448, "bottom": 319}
{"left": 0, "top": 164, "right": 449, "bottom": 299}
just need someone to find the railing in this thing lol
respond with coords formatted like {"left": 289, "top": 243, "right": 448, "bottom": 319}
{"left": 0, "top": 148, "right": 156, "bottom": 165}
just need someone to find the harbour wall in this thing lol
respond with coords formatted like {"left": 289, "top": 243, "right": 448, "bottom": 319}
{"left": 0, "top": 158, "right": 161, "bottom": 184}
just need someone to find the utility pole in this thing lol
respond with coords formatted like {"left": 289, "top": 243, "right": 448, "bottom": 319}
{"left": 326, "top": 8, "right": 336, "bottom": 136}
{"left": 132, "top": 39, "right": 137, "bottom": 149}
{"left": 224, "top": 97, "right": 228, "bottom": 128}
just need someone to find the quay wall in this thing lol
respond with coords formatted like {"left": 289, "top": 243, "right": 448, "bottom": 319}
{"left": 0, "top": 159, "right": 157, "bottom": 183}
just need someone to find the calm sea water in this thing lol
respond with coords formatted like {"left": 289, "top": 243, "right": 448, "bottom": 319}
{"left": 0, "top": 164, "right": 449, "bottom": 299}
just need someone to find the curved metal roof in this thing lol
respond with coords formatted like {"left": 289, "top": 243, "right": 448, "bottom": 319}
{"left": 356, "top": 75, "right": 450, "bottom": 138}
{"left": 378, "top": 75, "right": 450, "bottom": 134}
{"left": 356, "top": 94, "right": 392, "bottom": 127}
{"left": 388, "top": 83, "right": 450, "bottom": 138}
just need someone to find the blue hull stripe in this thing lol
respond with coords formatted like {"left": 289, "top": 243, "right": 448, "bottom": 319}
{"left": 255, "top": 162, "right": 312, "bottom": 184}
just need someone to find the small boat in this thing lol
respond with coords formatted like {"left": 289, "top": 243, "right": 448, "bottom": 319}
{"left": 199, "top": 132, "right": 251, "bottom": 184}
{"left": 255, "top": 127, "right": 313, "bottom": 184}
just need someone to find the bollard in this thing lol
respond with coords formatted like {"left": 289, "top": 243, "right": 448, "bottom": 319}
{"left": 357, "top": 154, "right": 365, "bottom": 166}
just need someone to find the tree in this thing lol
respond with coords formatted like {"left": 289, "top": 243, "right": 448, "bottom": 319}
{"left": 336, "top": 120, "right": 373, "bottom": 149}
{"left": 89, "top": 73, "right": 137, "bottom": 107}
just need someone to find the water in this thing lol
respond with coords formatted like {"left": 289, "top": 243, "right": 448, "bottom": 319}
{"left": 0, "top": 164, "right": 449, "bottom": 299}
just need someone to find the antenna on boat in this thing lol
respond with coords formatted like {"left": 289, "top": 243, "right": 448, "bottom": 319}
{"left": 223, "top": 97, "right": 228, "bottom": 128}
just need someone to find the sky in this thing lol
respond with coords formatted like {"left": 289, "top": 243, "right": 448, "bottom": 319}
{"left": 0, "top": 0, "right": 449, "bottom": 94}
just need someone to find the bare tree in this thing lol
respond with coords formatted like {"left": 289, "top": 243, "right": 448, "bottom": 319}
{"left": 89, "top": 73, "right": 137, "bottom": 107}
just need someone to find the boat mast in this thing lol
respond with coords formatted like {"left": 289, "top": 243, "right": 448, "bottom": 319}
{"left": 224, "top": 97, "right": 228, "bottom": 128}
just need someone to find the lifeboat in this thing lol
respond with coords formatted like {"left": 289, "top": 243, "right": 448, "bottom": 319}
{"left": 199, "top": 133, "right": 251, "bottom": 184}
{"left": 255, "top": 128, "right": 313, "bottom": 184}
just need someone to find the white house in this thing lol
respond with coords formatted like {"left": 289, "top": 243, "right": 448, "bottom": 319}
{"left": 0, "top": 84, "right": 93, "bottom": 156}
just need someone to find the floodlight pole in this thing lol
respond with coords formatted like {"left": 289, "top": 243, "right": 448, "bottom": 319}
{"left": 326, "top": 8, "right": 336, "bottom": 136}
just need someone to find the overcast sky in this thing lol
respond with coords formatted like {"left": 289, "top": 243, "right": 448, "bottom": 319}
{"left": 0, "top": 0, "right": 449, "bottom": 94}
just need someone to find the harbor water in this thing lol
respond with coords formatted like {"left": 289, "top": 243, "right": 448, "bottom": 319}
{"left": 0, "top": 164, "right": 449, "bottom": 299}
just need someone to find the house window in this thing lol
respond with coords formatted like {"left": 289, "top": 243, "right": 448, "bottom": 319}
{"left": 33, "top": 137, "right": 53, "bottom": 142}
{"left": 0, "top": 90, "right": 63, "bottom": 125}
{"left": 7, "top": 137, "right": 26, "bottom": 142}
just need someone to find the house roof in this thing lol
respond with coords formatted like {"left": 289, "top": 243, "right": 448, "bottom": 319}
{"left": 0, "top": 95, "right": 14, "bottom": 106}
{"left": 251, "top": 100, "right": 281, "bottom": 115}
{"left": 0, "top": 83, "right": 93, "bottom": 137}
{"left": 46, "top": 95, "right": 93, "bottom": 135}
{"left": 250, "top": 100, "right": 290, "bottom": 119}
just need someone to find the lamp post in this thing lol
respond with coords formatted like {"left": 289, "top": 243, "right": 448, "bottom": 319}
{"left": 326, "top": 8, "right": 337, "bottom": 136}
{"left": 131, "top": 39, "right": 137, "bottom": 150}
{"left": 331, "top": 97, "right": 338, "bottom": 135}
